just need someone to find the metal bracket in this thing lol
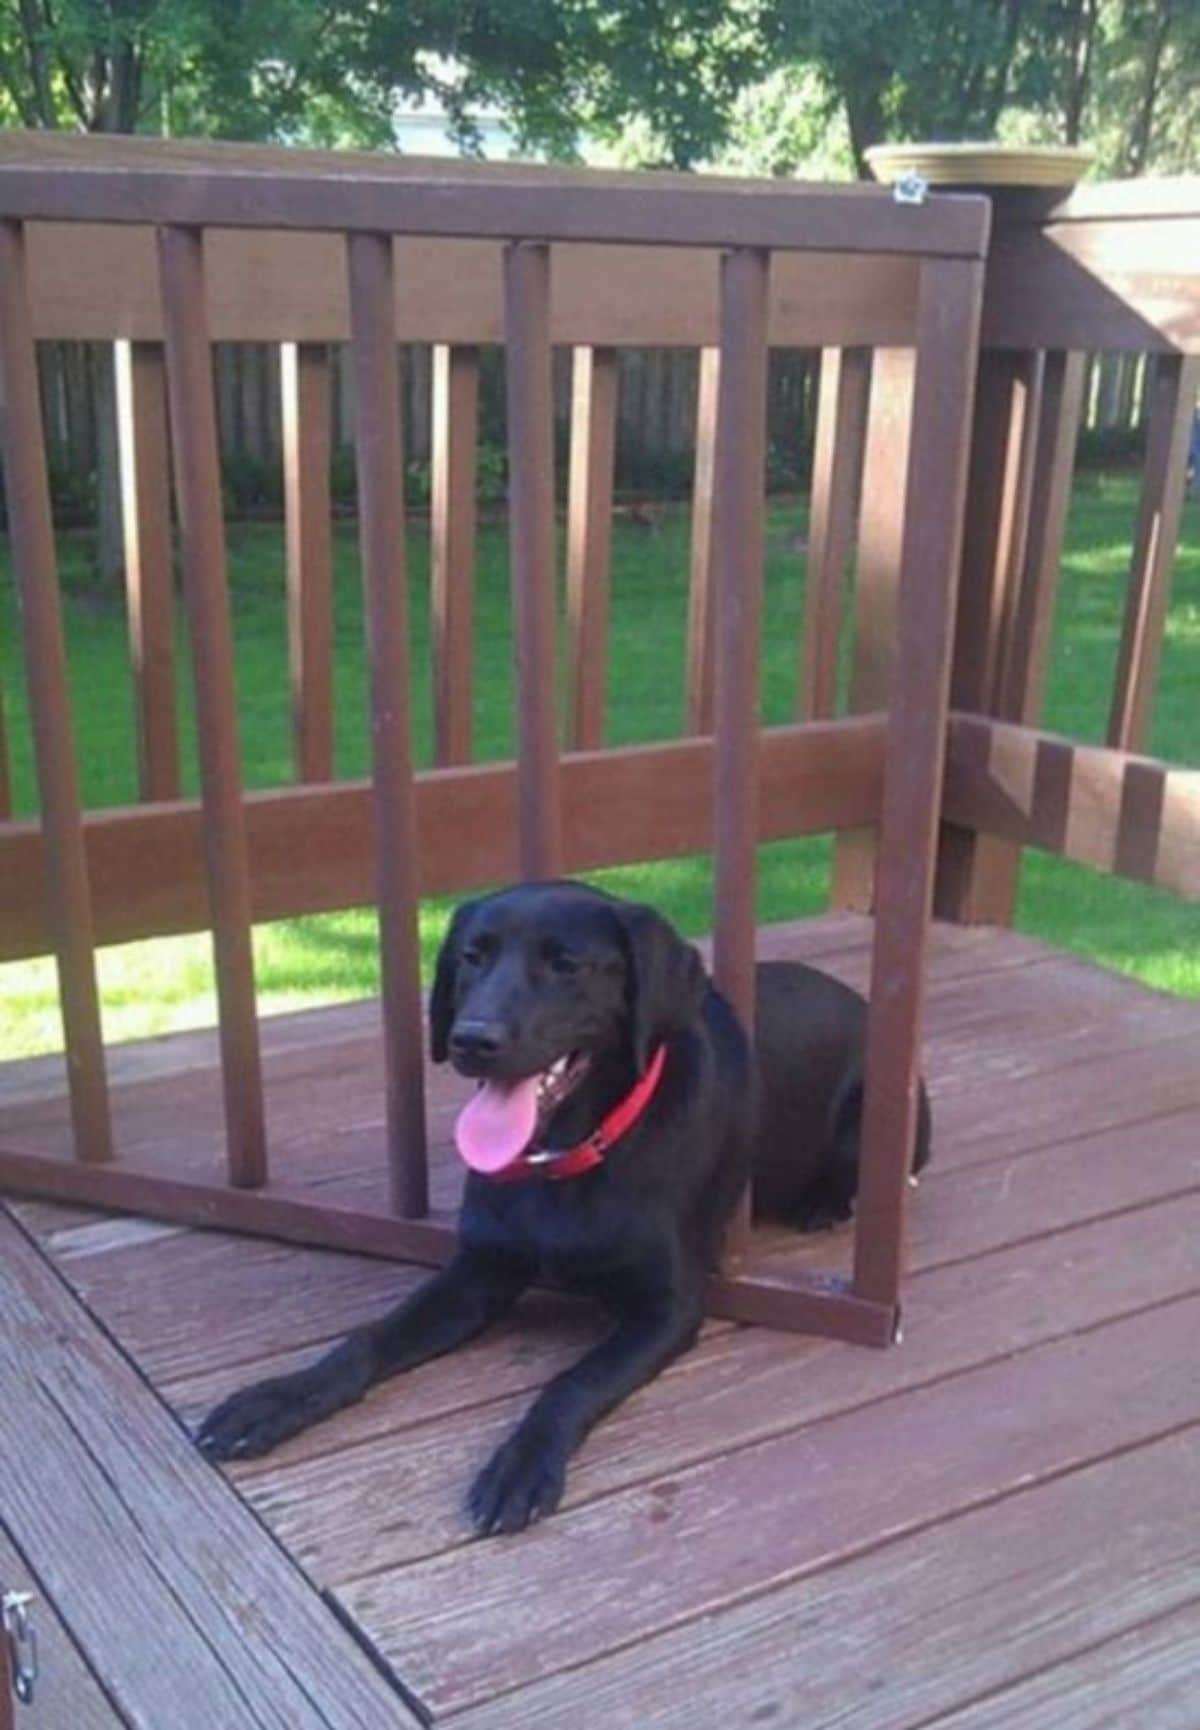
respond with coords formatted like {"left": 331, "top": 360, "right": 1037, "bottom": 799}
{"left": 2, "top": 1592, "right": 37, "bottom": 1706}
{"left": 893, "top": 171, "right": 929, "bottom": 206}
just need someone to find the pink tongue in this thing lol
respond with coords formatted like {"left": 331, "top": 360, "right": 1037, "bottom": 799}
{"left": 455, "top": 1076, "right": 541, "bottom": 1173}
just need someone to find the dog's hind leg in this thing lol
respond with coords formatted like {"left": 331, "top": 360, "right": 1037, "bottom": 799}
{"left": 794, "top": 1073, "right": 862, "bottom": 1233}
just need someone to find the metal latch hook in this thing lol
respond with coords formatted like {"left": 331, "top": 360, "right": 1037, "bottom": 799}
{"left": 3, "top": 1591, "right": 38, "bottom": 1706}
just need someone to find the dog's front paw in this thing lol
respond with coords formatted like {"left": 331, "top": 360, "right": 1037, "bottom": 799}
{"left": 468, "top": 1426, "right": 567, "bottom": 1536}
{"left": 196, "top": 1373, "right": 327, "bottom": 1462}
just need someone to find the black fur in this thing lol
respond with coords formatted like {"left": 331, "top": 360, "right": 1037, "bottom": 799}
{"left": 196, "top": 881, "right": 931, "bottom": 1534}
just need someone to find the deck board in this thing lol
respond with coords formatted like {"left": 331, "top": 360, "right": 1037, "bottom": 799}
{"left": 446, "top": 1427, "right": 1200, "bottom": 1730}
{"left": 0, "top": 1525, "right": 121, "bottom": 1730}
{"left": 2, "top": 915, "right": 1198, "bottom": 1727}
{"left": 0, "top": 1211, "right": 421, "bottom": 1729}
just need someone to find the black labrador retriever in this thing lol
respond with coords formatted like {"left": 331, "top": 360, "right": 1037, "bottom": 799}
{"left": 197, "top": 880, "right": 930, "bottom": 1534}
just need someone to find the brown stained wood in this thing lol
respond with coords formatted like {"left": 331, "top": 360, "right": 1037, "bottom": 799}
{"left": 346, "top": 233, "right": 428, "bottom": 1219}
{"left": 0, "top": 133, "right": 991, "bottom": 258}
{"left": 710, "top": 249, "right": 768, "bottom": 1260}
{"left": 996, "top": 350, "right": 1086, "bottom": 723}
{"left": 430, "top": 344, "right": 478, "bottom": 766}
{"left": 0, "top": 1210, "right": 423, "bottom": 1728}
{"left": 711, "top": 249, "right": 769, "bottom": 1035}
{"left": 801, "top": 346, "right": 871, "bottom": 721}
{"left": 854, "top": 258, "right": 983, "bottom": 1312}
{"left": 0, "top": 716, "right": 887, "bottom": 960}
{"left": 223, "top": 1192, "right": 1200, "bottom": 1584}
{"left": 830, "top": 347, "right": 916, "bottom": 911}
{"left": 983, "top": 213, "right": 1200, "bottom": 353}
{"left": 930, "top": 1599, "right": 1200, "bottom": 1730}
{"left": 1108, "top": 353, "right": 1200, "bottom": 753}
{"left": 114, "top": 340, "right": 180, "bottom": 801}
{"left": 337, "top": 1295, "right": 1200, "bottom": 1712}
{"left": 452, "top": 1428, "right": 1200, "bottom": 1730}
{"left": 26, "top": 225, "right": 923, "bottom": 349}
{"left": 158, "top": 225, "right": 266, "bottom": 1189}
{"left": 504, "top": 242, "right": 562, "bottom": 877}
{"left": 0, "top": 221, "right": 112, "bottom": 1165}
{"left": 943, "top": 714, "right": 1200, "bottom": 899}
{"left": 685, "top": 346, "right": 719, "bottom": 733}
{"left": 0, "top": 1523, "right": 125, "bottom": 1730}
{"left": 565, "top": 346, "right": 617, "bottom": 751}
{"left": 935, "top": 346, "right": 1053, "bottom": 929}
{"left": 281, "top": 342, "right": 334, "bottom": 783}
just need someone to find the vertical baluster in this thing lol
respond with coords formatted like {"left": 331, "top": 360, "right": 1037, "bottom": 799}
{"left": 711, "top": 248, "right": 770, "bottom": 1258}
{"left": 0, "top": 220, "right": 112, "bottom": 1162}
{"left": 115, "top": 339, "right": 180, "bottom": 802}
{"left": 830, "top": 347, "right": 917, "bottom": 911}
{"left": 566, "top": 345, "right": 618, "bottom": 752}
{"left": 431, "top": 343, "right": 479, "bottom": 766}
{"left": 347, "top": 232, "right": 429, "bottom": 1217}
{"left": 1108, "top": 352, "right": 1200, "bottom": 753}
{"left": 935, "top": 348, "right": 1045, "bottom": 925}
{"left": 854, "top": 257, "right": 984, "bottom": 1313}
{"left": 801, "top": 347, "right": 871, "bottom": 720}
{"left": 685, "top": 345, "right": 720, "bottom": 734}
{"left": 282, "top": 341, "right": 334, "bottom": 783}
{"left": 503, "top": 242, "right": 562, "bottom": 878}
{"left": 158, "top": 225, "right": 266, "bottom": 1189}
{"left": 997, "top": 350, "right": 1086, "bottom": 722}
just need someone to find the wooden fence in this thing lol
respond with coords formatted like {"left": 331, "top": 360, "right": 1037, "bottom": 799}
{"left": 0, "top": 136, "right": 1197, "bottom": 1345}
{"left": 0, "top": 132, "right": 995, "bottom": 1344}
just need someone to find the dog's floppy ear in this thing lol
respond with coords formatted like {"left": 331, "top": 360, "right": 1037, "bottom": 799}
{"left": 616, "top": 902, "right": 707, "bottom": 1072}
{"left": 429, "top": 901, "right": 477, "bottom": 1063}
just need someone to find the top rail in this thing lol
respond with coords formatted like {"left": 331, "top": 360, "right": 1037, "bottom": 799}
{"left": 0, "top": 134, "right": 989, "bottom": 258}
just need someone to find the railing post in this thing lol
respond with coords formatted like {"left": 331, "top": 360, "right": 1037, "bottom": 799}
{"left": 282, "top": 340, "right": 335, "bottom": 783}
{"left": 347, "top": 232, "right": 430, "bottom": 1218}
{"left": 801, "top": 346, "right": 871, "bottom": 721}
{"left": 711, "top": 248, "right": 770, "bottom": 1260}
{"left": 854, "top": 255, "right": 984, "bottom": 1313}
{"left": 566, "top": 345, "right": 618, "bottom": 752}
{"left": 431, "top": 343, "right": 479, "bottom": 766}
{"left": 830, "top": 347, "right": 916, "bottom": 912}
{"left": 115, "top": 340, "right": 180, "bottom": 802}
{"left": 504, "top": 242, "right": 563, "bottom": 878}
{"left": 0, "top": 220, "right": 112, "bottom": 1164}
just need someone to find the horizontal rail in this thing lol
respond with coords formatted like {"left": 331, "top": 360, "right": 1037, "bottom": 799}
{"left": 983, "top": 213, "right": 1200, "bottom": 353}
{"left": 0, "top": 717, "right": 886, "bottom": 961}
{"left": 24, "top": 225, "right": 923, "bottom": 347}
{"left": 0, "top": 134, "right": 989, "bottom": 256}
{"left": 943, "top": 714, "right": 1199, "bottom": 900}
{"left": 0, "top": 1140, "right": 895, "bottom": 1344}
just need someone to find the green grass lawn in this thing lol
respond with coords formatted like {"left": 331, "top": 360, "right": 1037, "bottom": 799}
{"left": 2, "top": 470, "right": 1197, "bottom": 1056}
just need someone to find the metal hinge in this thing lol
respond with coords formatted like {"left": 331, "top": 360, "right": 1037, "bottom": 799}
{"left": 3, "top": 1591, "right": 38, "bottom": 1706}
{"left": 893, "top": 171, "right": 928, "bottom": 206}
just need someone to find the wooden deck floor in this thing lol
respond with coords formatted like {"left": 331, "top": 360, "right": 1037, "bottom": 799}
{"left": 3, "top": 914, "right": 1199, "bottom": 1728}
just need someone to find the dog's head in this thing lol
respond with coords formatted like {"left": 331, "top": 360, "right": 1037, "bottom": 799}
{"left": 430, "top": 882, "right": 706, "bottom": 1153}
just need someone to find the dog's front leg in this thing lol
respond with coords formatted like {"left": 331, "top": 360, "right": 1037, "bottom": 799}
{"left": 468, "top": 1289, "right": 704, "bottom": 1535}
{"left": 197, "top": 1248, "right": 530, "bottom": 1462}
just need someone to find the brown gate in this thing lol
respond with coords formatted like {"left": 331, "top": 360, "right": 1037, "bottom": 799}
{"left": 0, "top": 136, "right": 989, "bottom": 1346}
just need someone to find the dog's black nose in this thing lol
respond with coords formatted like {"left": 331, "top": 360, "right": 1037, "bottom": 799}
{"left": 449, "top": 1019, "right": 506, "bottom": 1066}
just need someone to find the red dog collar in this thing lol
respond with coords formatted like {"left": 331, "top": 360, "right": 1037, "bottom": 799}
{"left": 490, "top": 1044, "right": 668, "bottom": 1183}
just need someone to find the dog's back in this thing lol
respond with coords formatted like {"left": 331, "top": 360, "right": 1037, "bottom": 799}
{"left": 751, "top": 960, "right": 931, "bottom": 1228}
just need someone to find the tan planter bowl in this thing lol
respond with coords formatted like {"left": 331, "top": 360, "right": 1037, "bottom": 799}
{"left": 865, "top": 142, "right": 1093, "bottom": 188}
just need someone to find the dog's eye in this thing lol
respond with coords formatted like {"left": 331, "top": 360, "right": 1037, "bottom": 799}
{"left": 547, "top": 948, "right": 583, "bottom": 977}
{"left": 461, "top": 943, "right": 489, "bottom": 969}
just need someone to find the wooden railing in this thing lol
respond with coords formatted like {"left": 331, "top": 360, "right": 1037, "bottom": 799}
{"left": 931, "top": 178, "right": 1199, "bottom": 920}
{"left": 0, "top": 133, "right": 992, "bottom": 1345}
